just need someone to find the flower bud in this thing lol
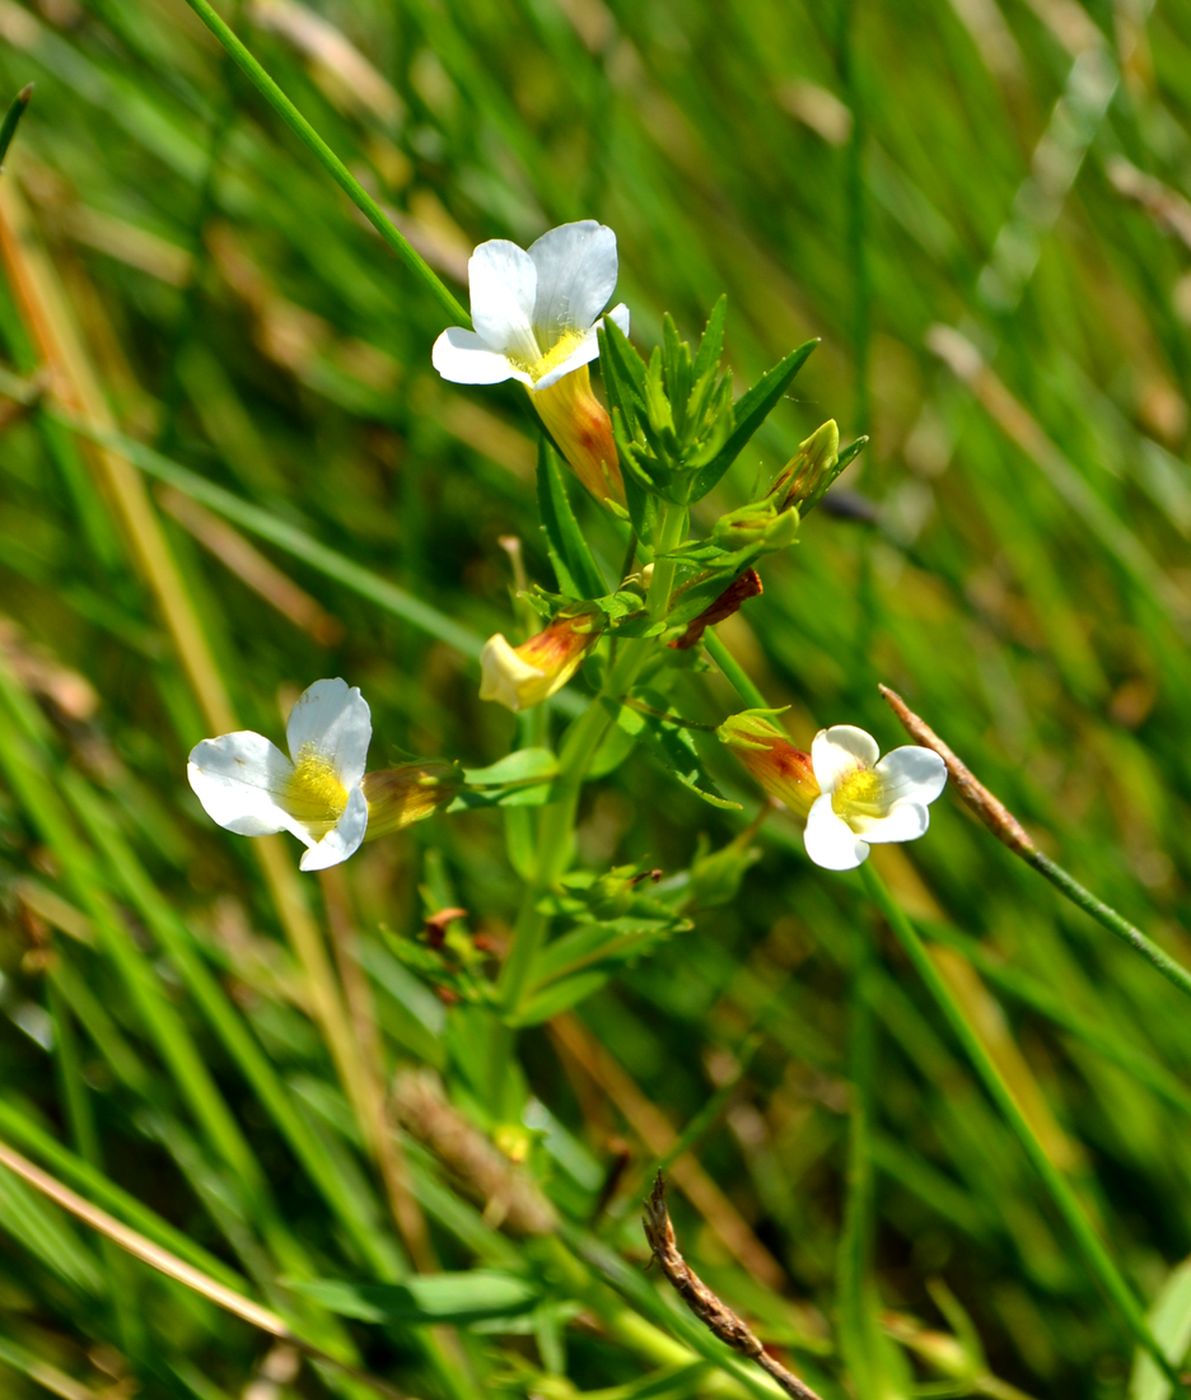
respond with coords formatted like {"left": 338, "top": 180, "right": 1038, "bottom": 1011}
{"left": 361, "top": 762, "right": 460, "bottom": 837}
{"left": 717, "top": 711, "right": 819, "bottom": 816}
{"left": 769, "top": 419, "right": 840, "bottom": 512}
{"left": 530, "top": 364, "right": 625, "bottom": 505}
{"left": 479, "top": 611, "right": 603, "bottom": 712}
{"left": 711, "top": 499, "right": 800, "bottom": 551}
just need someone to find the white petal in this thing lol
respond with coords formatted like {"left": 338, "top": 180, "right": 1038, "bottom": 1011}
{"left": 851, "top": 801, "right": 930, "bottom": 844}
{"left": 299, "top": 786, "right": 369, "bottom": 871}
{"left": 874, "top": 746, "right": 947, "bottom": 806}
{"left": 468, "top": 239, "right": 539, "bottom": 363}
{"left": 285, "top": 679, "right": 371, "bottom": 787}
{"left": 529, "top": 221, "right": 618, "bottom": 343}
{"left": 532, "top": 302, "right": 631, "bottom": 390}
{"left": 811, "top": 725, "right": 880, "bottom": 792}
{"left": 533, "top": 327, "right": 602, "bottom": 390}
{"left": 803, "top": 794, "right": 869, "bottom": 871}
{"left": 432, "top": 327, "right": 523, "bottom": 386}
{"left": 187, "top": 732, "right": 296, "bottom": 837}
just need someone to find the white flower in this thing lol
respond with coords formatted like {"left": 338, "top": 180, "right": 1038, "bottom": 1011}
{"left": 803, "top": 725, "right": 946, "bottom": 871}
{"left": 431, "top": 220, "right": 630, "bottom": 391}
{"left": 187, "top": 679, "right": 371, "bottom": 872}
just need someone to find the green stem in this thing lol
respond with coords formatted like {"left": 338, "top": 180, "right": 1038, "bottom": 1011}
{"left": 46, "top": 955, "right": 144, "bottom": 1363}
{"left": 498, "top": 502, "right": 688, "bottom": 1014}
{"left": 836, "top": 924, "right": 885, "bottom": 1393}
{"left": 859, "top": 863, "right": 1184, "bottom": 1392}
{"left": 704, "top": 632, "right": 767, "bottom": 709}
{"left": 180, "top": 0, "right": 467, "bottom": 326}
{"left": 1027, "top": 848, "right": 1191, "bottom": 1002}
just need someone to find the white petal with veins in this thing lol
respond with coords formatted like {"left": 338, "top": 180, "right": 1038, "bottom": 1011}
{"left": 432, "top": 327, "right": 525, "bottom": 385}
{"left": 187, "top": 732, "right": 298, "bottom": 838}
{"left": 874, "top": 746, "right": 947, "bottom": 805}
{"left": 811, "top": 725, "right": 880, "bottom": 791}
{"left": 803, "top": 794, "right": 870, "bottom": 870}
{"left": 529, "top": 221, "right": 618, "bottom": 344}
{"left": 850, "top": 801, "right": 930, "bottom": 844}
{"left": 468, "top": 239, "right": 539, "bottom": 362}
{"left": 285, "top": 678, "right": 371, "bottom": 787}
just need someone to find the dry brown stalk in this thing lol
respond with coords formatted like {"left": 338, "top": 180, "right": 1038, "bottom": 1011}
{"left": 878, "top": 684, "right": 1035, "bottom": 857}
{"left": 0, "top": 1138, "right": 409, "bottom": 1400}
{"left": 641, "top": 1174, "right": 823, "bottom": 1400}
{"left": 390, "top": 1069, "right": 558, "bottom": 1237}
{"left": 550, "top": 1013, "right": 788, "bottom": 1291}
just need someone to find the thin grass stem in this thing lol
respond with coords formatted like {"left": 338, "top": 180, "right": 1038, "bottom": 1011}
{"left": 859, "top": 862, "right": 1185, "bottom": 1392}
{"left": 181, "top": 0, "right": 467, "bottom": 325}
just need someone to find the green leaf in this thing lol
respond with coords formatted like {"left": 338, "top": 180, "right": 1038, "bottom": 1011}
{"left": 662, "top": 313, "right": 691, "bottom": 426}
{"left": 526, "top": 585, "right": 646, "bottom": 631}
{"left": 289, "top": 1272, "right": 542, "bottom": 1326}
{"left": 598, "top": 317, "right": 648, "bottom": 411}
{"left": 452, "top": 748, "right": 558, "bottom": 810}
{"left": 1129, "top": 1256, "right": 1191, "bottom": 1400}
{"left": 616, "top": 702, "right": 741, "bottom": 810}
{"left": 513, "top": 970, "right": 611, "bottom": 1024}
{"left": 462, "top": 748, "right": 558, "bottom": 788}
{"left": 690, "top": 338, "right": 819, "bottom": 500}
{"left": 691, "top": 295, "right": 728, "bottom": 386}
{"left": 536, "top": 439, "right": 607, "bottom": 600}
{"left": 514, "top": 912, "right": 692, "bottom": 1025}
{"left": 650, "top": 722, "right": 741, "bottom": 810}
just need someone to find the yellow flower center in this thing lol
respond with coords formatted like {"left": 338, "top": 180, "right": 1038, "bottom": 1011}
{"left": 833, "top": 766, "right": 884, "bottom": 818}
{"left": 509, "top": 328, "right": 587, "bottom": 384}
{"left": 283, "top": 745, "right": 348, "bottom": 836}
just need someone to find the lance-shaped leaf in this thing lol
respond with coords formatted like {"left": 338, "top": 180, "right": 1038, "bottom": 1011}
{"left": 290, "top": 1271, "right": 543, "bottom": 1325}
{"left": 691, "top": 295, "right": 728, "bottom": 386}
{"left": 450, "top": 748, "right": 558, "bottom": 809}
{"left": 514, "top": 910, "right": 693, "bottom": 1026}
{"left": 615, "top": 699, "right": 741, "bottom": 810}
{"left": 536, "top": 438, "right": 607, "bottom": 600}
{"left": 687, "top": 337, "right": 819, "bottom": 500}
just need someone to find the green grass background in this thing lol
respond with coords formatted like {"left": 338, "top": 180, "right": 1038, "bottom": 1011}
{"left": 1, "top": 0, "right": 1190, "bottom": 1396}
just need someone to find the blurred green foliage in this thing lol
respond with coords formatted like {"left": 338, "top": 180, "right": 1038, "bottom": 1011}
{"left": 0, "top": 1, "right": 1190, "bottom": 1397}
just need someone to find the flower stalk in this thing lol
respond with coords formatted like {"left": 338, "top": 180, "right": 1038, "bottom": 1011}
{"left": 497, "top": 501, "right": 688, "bottom": 1015}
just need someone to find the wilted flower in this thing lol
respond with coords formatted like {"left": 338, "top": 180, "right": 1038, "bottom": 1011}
{"left": 716, "top": 711, "right": 819, "bottom": 816}
{"left": 479, "top": 611, "right": 602, "bottom": 712}
{"left": 361, "top": 762, "right": 460, "bottom": 837}
{"left": 804, "top": 724, "right": 946, "bottom": 871}
{"left": 432, "top": 220, "right": 628, "bottom": 502}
